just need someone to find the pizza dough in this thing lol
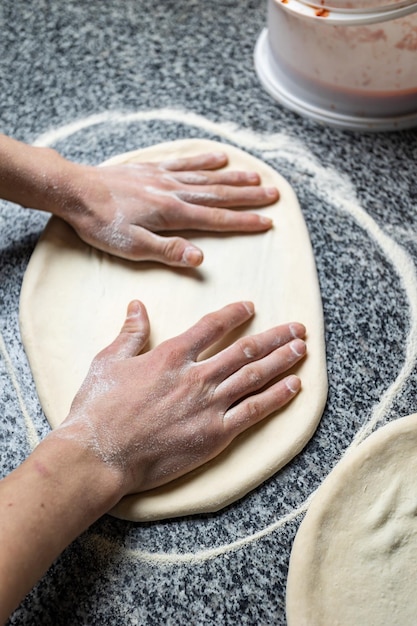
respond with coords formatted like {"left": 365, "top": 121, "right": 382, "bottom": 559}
{"left": 19, "top": 138, "right": 327, "bottom": 521}
{"left": 286, "top": 413, "right": 417, "bottom": 626}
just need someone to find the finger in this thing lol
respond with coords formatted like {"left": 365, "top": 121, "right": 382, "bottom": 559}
{"left": 127, "top": 227, "right": 204, "bottom": 267}
{"left": 217, "top": 338, "right": 306, "bottom": 403}
{"left": 205, "top": 322, "right": 306, "bottom": 381}
{"left": 98, "top": 300, "right": 150, "bottom": 360}
{"left": 172, "top": 301, "right": 255, "bottom": 359}
{"left": 171, "top": 169, "right": 262, "bottom": 187}
{"left": 223, "top": 374, "right": 302, "bottom": 435}
{"left": 157, "top": 203, "right": 273, "bottom": 232}
{"left": 159, "top": 152, "right": 229, "bottom": 172}
{"left": 177, "top": 185, "right": 279, "bottom": 209}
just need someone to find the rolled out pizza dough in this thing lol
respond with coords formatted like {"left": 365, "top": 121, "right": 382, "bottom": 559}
{"left": 286, "top": 413, "right": 417, "bottom": 626}
{"left": 19, "top": 138, "right": 327, "bottom": 521}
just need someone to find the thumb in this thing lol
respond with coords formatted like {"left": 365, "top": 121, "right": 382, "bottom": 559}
{"left": 129, "top": 228, "right": 204, "bottom": 267}
{"left": 100, "top": 300, "right": 151, "bottom": 360}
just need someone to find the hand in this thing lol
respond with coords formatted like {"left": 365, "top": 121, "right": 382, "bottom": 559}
{"left": 56, "top": 300, "right": 306, "bottom": 497}
{"left": 64, "top": 152, "right": 278, "bottom": 266}
{"left": 0, "top": 137, "right": 278, "bottom": 266}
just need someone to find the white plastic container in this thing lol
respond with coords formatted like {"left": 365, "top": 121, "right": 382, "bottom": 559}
{"left": 255, "top": 0, "right": 417, "bottom": 130}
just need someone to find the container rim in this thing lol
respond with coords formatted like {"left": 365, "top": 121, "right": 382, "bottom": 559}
{"left": 273, "top": 0, "right": 417, "bottom": 24}
{"left": 296, "top": 0, "right": 417, "bottom": 14}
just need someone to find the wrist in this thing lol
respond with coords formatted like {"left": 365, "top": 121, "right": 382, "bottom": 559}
{"left": 0, "top": 134, "right": 94, "bottom": 222}
{"left": 37, "top": 426, "right": 125, "bottom": 520}
{"left": 23, "top": 147, "right": 90, "bottom": 220}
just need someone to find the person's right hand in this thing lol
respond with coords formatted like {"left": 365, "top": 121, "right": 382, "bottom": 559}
{"left": 55, "top": 300, "right": 306, "bottom": 500}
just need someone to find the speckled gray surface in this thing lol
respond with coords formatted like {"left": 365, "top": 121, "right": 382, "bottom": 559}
{"left": 1, "top": 1, "right": 417, "bottom": 624}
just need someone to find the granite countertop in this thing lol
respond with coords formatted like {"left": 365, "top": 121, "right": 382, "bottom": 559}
{"left": 1, "top": 1, "right": 417, "bottom": 624}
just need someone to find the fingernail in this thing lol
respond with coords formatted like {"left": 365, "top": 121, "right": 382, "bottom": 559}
{"left": 211, "top": 151, "right": 226, "bottom": 159}
{"left": 127, "top": 300, "right": 142, "bottom": 317}
{"left": 286, "top": 375, "right": 301, "bottom": 394}
{"left": 290, "top": 339, "right": 306, "bottom": 357}
{"left": 266, "top": 187, "right": 278, "bottom": 198}
{"left": 182, "top": 246, "right": 203, "bottom": 266}
{"left": 290, "top": 323, "right": 306, "bottom": 339}
{"left": 247, "top": 172, "right": 260, "bottom": 183}
{"left": 259, "top": 216, "right": 273, "bottom": 226}
{"left": 242, "top": 301, "right": 255, "bottom": 315}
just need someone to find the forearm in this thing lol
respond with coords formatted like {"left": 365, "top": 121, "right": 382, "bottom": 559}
{"left": 0, "top": 431, "right": 122, "bottom": 622}
{"left": 0, "top": 134, "right": 87, "bottom": 217}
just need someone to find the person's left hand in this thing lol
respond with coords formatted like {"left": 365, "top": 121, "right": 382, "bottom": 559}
{"left": 62, "top": 152, "right": 278, "bottom": 266}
